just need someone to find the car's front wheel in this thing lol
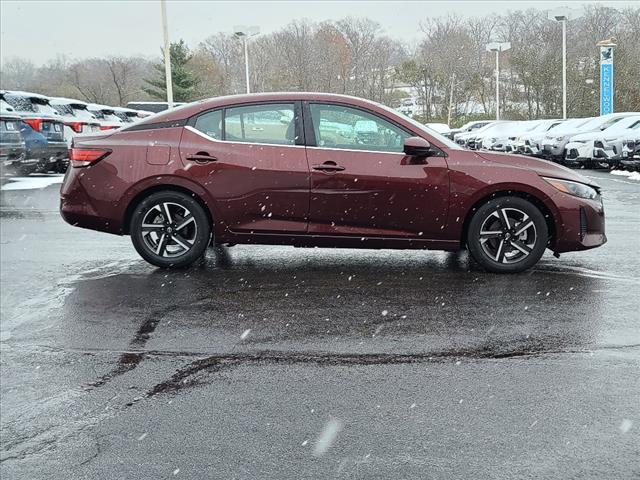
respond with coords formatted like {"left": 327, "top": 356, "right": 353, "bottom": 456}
{"left": 467, "top": 196, "right": 548, "bottom": 273}
{"left": 130, "top": 191, "right": 211, "bottom": 268}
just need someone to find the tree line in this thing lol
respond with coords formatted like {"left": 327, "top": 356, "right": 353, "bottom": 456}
{"left": 1, "top": 5, "right": 638, "bottom": 126}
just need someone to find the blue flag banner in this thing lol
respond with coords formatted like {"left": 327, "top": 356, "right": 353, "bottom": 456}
{"left": 600, "top": 46, "right": 614, "bottom": 115}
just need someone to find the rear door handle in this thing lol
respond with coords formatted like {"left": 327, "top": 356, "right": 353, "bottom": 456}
{"left": 312, "top": 162, "right": 345, "bottom": 172}
{"left": 186, "top": 152, "right": 217, "bottom": 164}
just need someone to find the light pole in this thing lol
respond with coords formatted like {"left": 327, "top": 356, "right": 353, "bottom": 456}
{"left": 486, "top": 42, "right": 511, "bottom": 121}
{"left": 160, "top": 0, "right": 173, "bottom": 108}
{"left": 233, "top": 25, "right": 260, "bottom": 94}
{"left": 549, "top": 8, "right": 582, "bottom": 119}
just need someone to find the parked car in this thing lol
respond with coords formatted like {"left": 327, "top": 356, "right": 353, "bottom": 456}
{"left": 540, "top": 113, "right": 634, "bottom": 163}
{"left": 619, "top": 131, "right": 640, "bottom": 171}
{"left": 425, "top": 123, "right": 451, "bottom": 136}
{"left": 86, "top": 104, "right": 124, "bottom": 130}
{"left": 112, "top": 106, "right": 154, "bottom": 122}
{"left": 465, "top": 121, "right": 514, "bottom": 150}
{"left": 0, "top": 108, "right": 27, "bottom": 176}
{"left": 126, "top": 101, "right": 186, "bottom": 113}
{"left": 565, "top": 115, "right": 640, "bottom": 168}
{"left": 49, "top": 97, "right": 102, "bottom": 146}
{"left": 510, "top": 119, "right": 564, "bottom": 154}
{"left": 447, "top": 120, "right": 493, "bottom": 140}
{"left": 454, "top": 121, "right": 500, "bottom": 148}
{"left": 480, "top": 120, "right": 550, "bottom": 152}
{"left": 61, "top": 92, "right": 606, "bottom": 274}
{"left": 526, "top": 118, "right": 589, "bottom": 157}
{"left": 1, "top": 90, "right": 68, "bottom": 173}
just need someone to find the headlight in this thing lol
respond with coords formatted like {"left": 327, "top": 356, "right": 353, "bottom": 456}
{"left": 490, "top": 138, "right": 496, "bottom": 142}
{"left": 556, "top": 136, "right": 566, "bottom": 141}
{"left": 542, "top": 177, "right": 599, "bottom": 199}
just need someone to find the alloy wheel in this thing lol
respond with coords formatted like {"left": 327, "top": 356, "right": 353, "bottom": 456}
{"left": 140, "top": 202, "right": 197, "bottom": 258}
{"left": 478, "top": 207, "right": 537, "bottom": 264}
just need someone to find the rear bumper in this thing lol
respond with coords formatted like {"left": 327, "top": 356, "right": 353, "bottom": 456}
{"left": 59, "top": 165, "right": 123, "bottom": 234}
{"left": 26, "top": 141, "right": 68, "bottom": 164}
{"left": 1, "top": 143, "right": 27, "bottom": 165}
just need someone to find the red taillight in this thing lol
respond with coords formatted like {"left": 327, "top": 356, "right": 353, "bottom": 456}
{"left": 69, "top": 148, "right": 111, "bottom": 168}
{"left": 99, "top": 125, "right": 119, "bottom": 131}
{"left": 24, "top": 118, "right": 43, "bottom": 131}
{"left": 66, "top": 121, "right": 86, "bottom": 133}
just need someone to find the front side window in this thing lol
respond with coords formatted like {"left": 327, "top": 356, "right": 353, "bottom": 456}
{"left": 224, "top": 103, "right": 296, "bottom": 145}
{"left": 310, "top": 103, "right": 409, "bottom": 153}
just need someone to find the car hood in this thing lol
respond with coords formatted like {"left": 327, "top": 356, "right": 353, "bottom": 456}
{"left": 569, "top": 131, "right": 601, "bottom": 142}
{"left": 476, "top": 151, "right": 599, "bottom": 187}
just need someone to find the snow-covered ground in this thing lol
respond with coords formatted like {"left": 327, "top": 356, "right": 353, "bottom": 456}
{"left": 611, "top": 170, "right": 640, "bottom": 181}
{"left": 1, "top": 174, "right": 64, "bottom": 191}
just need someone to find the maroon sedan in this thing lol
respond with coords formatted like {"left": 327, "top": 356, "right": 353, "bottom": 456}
{"left": 60, "top": 93, "right": 606, "bottom": 273}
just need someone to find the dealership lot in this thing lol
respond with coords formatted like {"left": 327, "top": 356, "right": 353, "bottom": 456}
{"left": 0, "top": 169, "right": 638, "bottom": 479}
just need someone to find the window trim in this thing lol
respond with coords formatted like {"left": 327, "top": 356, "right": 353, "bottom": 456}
{"left": 303, "top": 101, "right": 445, "bottom": 157}
{"left": 303, "top": 101, "right": 413, "bottom": 152}
{"left": 187, "top": 100, "right": 305, "bottom": 147}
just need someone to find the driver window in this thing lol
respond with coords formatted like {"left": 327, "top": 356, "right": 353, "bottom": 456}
{"left": 309, "top": 103, "right": 409, "bottom": 153}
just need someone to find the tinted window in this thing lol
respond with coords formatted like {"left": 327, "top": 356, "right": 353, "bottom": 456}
{"left": 310, "top": 103, "right": 408, "bottom": 153}
{"left": 194, "top": 110, "right": 222, "bottom": 140}
{"left": 224, "top": 103, "right": 296, "bottom": 145}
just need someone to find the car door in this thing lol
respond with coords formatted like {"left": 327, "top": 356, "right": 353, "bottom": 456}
{"left": 180, "top": 101, "right": 310, "bottom": 233}
{"left": 304, "top": 102, "right": 449, "bottom": 238}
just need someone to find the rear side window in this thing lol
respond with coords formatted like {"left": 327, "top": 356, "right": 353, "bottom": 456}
{"left": 194, "top": 110, "right": 222, "bottom": 140}
{"left": 224, "top": 103, "right": 296, "bottom": 145}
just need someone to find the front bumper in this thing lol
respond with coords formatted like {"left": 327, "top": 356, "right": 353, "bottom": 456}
{"left": 541, "top": 141, "right": 566, "bottom": 159}
{"left": 553, "top": 193, "right": 606, "bottom": 253}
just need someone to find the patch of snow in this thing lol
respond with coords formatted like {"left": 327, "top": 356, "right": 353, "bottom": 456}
{"left": 611, "top": 170, "right": 640, "bottom": 181}
{"left": 619, "top": 418, "right": 633, "bottom": 433}
{"left": 313, "top": 418, "right": 342, "bottom": 456}
{"left": 1, "top": 174, "right": 64, "bottom": 191}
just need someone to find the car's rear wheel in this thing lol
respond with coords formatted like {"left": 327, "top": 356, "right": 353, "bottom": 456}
{"left": 467, "top": 196, "right": 548, "bottom": 273}
{"left": 130, "top": 191, "right": 211, "bottom": 268}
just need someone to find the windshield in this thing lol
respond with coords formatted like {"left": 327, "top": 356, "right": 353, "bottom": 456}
{"left": 603, "top": 116, "right": 640, "bottom": 133}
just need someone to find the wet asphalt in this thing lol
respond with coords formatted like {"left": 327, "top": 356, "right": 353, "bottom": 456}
{"left": 0, "top": 170, "right": 638, "bottom": 479}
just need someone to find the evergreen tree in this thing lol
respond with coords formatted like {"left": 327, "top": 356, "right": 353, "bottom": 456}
{"left": 143, "top": 40, "right": 200, "bottom": 102}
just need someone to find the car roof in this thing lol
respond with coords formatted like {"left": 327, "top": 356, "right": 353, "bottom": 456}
{"left": 3, "top": 90, "right": 51, "bottom": 101}
{"left": 49, "top": 97, "right": 89, "bottom": 107}
{"left": 129, "top": 92, "right": 410, "bottom": 128}
{"left": 87, "top": 103, "right": 116, "bottom": 112}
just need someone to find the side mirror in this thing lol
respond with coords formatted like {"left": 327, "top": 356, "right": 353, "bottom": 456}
{"left": 404, "top": 136, "right": 432, "bottom": 156}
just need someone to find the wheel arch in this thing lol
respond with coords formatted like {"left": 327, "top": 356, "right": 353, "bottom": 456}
{"left": 460, "top": 188, "right": 557, "bottom": 248}
{"left": 122, "top": 180, "right": 214, "bottom": 235}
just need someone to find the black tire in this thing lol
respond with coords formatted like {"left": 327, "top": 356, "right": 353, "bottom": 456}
{"left": 130, "top": 190, "right": 211, "bottom": 268}
{"left": 467, "top": 196, "right": 548, "bottom": 273}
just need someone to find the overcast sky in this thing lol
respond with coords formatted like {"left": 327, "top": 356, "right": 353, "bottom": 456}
{"left": 0, "top": 0, "right": 635, "bottom": 65}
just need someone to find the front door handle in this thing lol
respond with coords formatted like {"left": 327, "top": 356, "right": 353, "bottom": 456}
{"left": 312, "top": 161, "right": 345, "bottom": 172}
{"left": 186, "top": 152, "right": 217, "bottom": 164}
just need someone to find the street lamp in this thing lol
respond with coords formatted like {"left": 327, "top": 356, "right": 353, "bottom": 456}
{"left": 486, "top": 42, "right": 511, "bottom": 121}
{"left": 548, "top": 7, "right": 582, "bottom": 119}
{"left": 160, "top": 0, "right": 173, "bottom": 108}
{"left": 233, "top": 25, "right": 260, "bottom": 94}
